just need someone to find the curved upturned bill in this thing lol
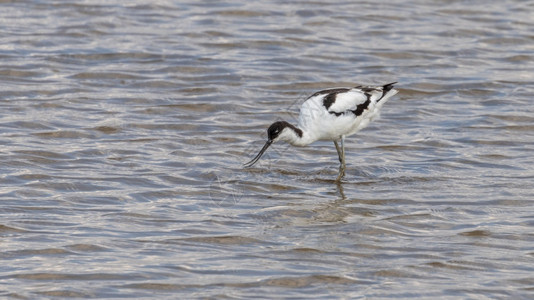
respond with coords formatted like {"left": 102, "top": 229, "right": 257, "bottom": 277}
{"left": 243, "top": 140, "right": 272, "bottom": 168}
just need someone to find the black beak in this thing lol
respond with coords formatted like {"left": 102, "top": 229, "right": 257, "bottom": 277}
{"left": 243, "top": 140, "right": 273, "bottom": 168}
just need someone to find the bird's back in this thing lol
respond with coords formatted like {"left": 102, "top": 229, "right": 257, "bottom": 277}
{"left": 297, "top": 83, "right": 398, "bottom": 142}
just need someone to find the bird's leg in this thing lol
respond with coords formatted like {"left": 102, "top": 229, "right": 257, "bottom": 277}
{"left": 335, "top": 136, "right": 346, "bottom": 182}
{"left": 340, "top": 135, "right": 346, "bottom": 177}
{"left": 334, "top": 140, "right": 343, "bottom": 164}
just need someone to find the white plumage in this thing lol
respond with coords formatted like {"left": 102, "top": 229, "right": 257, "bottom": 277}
{"left": 244, "top": 82, "right": 398, "bottom": 182}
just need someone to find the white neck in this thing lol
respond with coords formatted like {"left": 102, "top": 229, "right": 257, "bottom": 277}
{"left": 278, "top": 126, "right": 317, "bottom": 146}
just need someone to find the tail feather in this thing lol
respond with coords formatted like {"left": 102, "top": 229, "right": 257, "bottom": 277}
{"left": 377, "top": 82, "right": 398, "bottom": 103}
{"left": 382, "top": 82, "right": 397, "bottom": 92}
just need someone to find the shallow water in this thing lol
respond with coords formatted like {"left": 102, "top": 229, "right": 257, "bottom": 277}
{"left": 1, "top": 0, "right": 534, "bottom": 298}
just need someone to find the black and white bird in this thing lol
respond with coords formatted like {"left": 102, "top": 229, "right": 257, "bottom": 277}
{"left": 244, "top": 82, "right": 398, "bottom": 182}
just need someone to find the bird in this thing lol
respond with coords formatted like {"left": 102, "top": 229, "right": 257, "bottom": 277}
{"left": 244, "top": 82, "right": 398, "bottom": 182}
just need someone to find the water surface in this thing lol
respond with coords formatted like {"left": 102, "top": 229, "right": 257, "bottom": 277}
{"left": 1, "top": 0, "right": 533, "bottom": 298}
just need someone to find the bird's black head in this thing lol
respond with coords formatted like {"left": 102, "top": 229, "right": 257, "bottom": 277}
{"left": 267, "top": 121, "right": 290, "bottom": 141}
{"left": 243, "top": 120, "right": 298, "bottom": 168}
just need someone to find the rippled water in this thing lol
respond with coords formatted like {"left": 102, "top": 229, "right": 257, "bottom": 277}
{"left": 1, "top": 1, "right": 533, "bottom": 298}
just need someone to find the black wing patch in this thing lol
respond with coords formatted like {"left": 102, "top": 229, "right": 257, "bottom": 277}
{"left": 317, "top": 88, "right": 351, "bottom": 111}
{"left": 323, "top": 93, "right": 337, "bottom": 111}
{"left": 320, "top": 88, "right": 370, "bottom": 117}
{"left": 352, "top": 97, "right": 371, "bottom": 116}
{"left": 316, "top": 82, "right": 397, "bottom": 117}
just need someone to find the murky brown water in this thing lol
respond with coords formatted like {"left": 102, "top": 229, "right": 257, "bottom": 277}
{"left": 1, "top": 1, "right": 533, "bottom": 298}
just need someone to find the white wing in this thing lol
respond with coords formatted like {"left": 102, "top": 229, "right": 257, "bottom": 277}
{"left": 297, "top": 83, "right": 397, "bottom": 138}
{"left": 327, "top": 89, "right": 369, "bottom": 114}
